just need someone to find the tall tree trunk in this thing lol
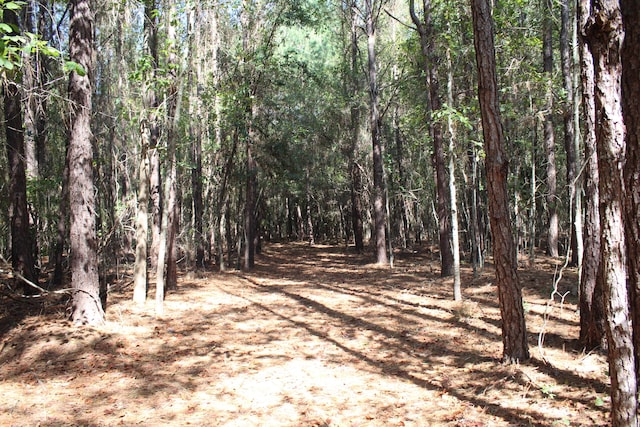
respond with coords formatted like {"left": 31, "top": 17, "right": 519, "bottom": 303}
{"left": 189, "top": 5, "right": 204, "bottom": 270}
{"left": 366, "top": 0, "right": 388, "bottom": 266}
{"left": 577, "top": 0, "right": 605, "bottom": 350}
{"left": 621, "top": 0, "right": 640, "bottom": 388}
{"left": 133, "top": 128, "right": 149, "bottom": 304}
{"left": 68, "top": 0, "right": 104, "bottom": 325}
{"left": 446, "top": 47, "right": 462, "bottom": 301}
{"left": 585, "top": 2, "right": 638, "bottom": 425}
{"left": 244, "top": 138, "right": 257, "bottom": 269}
{"left": 306, "top": 170, "right": 315, "bottom": 245}
{"left": 3, "top": 11, "right": 38, "bottom": 294}
{"left": 409, "top": 0, "right": 453, "bottom": 276}
{"left": 560, "top": 0, "right": 579, "bottom": 266}
{"left": 147, "top": 0, "right": 161, "bottom": 272}
{"left": 349, "top": 0, "right": 364, "bottom": 253}
{"left": 133, "top": 0, "right": 158, "bottom": 304}
{"left": 543, "top": 0, "right": 559, "bottom": 258}
{"left": 165, "top": 2, "right": 179, "bottom": 291}
{"left": 471, "top": 0, "right": 529, "bottom": 363}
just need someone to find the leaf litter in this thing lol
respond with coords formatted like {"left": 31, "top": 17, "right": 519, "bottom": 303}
{"left": 0, "top": 243, "right": 609, "bottom": 426}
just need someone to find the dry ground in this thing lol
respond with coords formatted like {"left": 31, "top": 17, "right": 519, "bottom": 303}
{"left": 0, "top": 243, "right": 610, "bottom": 426}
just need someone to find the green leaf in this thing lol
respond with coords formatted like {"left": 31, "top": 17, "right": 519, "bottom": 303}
{"left": 0, "top": 23, "right": 13, "bottom": 33}
{"left": 4, "top": 1, "right": 24, "bottom": 11}
{"left": 64, "top": 60, "right": 86, "bottom": 76}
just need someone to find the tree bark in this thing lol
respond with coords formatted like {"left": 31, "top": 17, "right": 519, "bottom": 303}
{"left": 68, "top": 0, "right": 104, "bottom": 325}
{"left": 349, "top": 0, "right": 364, "bottom": 253}
{"left": 471, "top": 0, "right": 529, "bottom": 363}
{"left": 543, "top": 0, "right": 559, "bottom": 258}
{"left": 133, "top": 0, "right": 158, "bottom": 304}
{"left": 409, "top": 0, "right": 453, "bottom": 276}
{"left": 621, "top": 0, "right": 640, "bottom": 387}
{"left": 577, "top": 0, "right": 605, "bottom": 351}
{"left": 560, "top": 0, "right": 579, "bottom": 266}
{"left": 3, "top": 11, "right": 38, "bottom": 294}
{"left": 585, "top": 2, "right": 638, "bottom": 424}
{"left": 365, "top": 0, "right": 388, "bottom": 266}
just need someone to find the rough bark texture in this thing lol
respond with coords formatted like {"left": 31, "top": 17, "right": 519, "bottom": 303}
{"left": 543, "top": 0, "right": 559, "bottom": 258}
{"left": 621, "top": 0, "right": 640, "bottom": 385}
{"left": 349, "top": 0, "right": 364, "bottom": 253}
{"left": 409, "top": 0, "right": 453, "bottom": 276}
{"left": 133, "top": 127, "right": 150, "bottom": 304}
{"left": 133, "top": 0, "right": 158, "bottom": 304}
{"left": 560, "top": 0, "right": 579, "bottom": 266}
{"left": 3, "top": 26, "right": 38, "bottom": 293}
{"left": 68, "top": 0, "right": 105, "bottom": 325}
{"left": 578, "top": 0, "right": 606, "bottom": 351}
{"left": 585, "top": 2, "right": 638, "bottom": 425}
{"left": 471, "top": 0, "right": 529, "bottom": 363}
{"left": 366, "top": 0, "right": 388, "bottom": 265}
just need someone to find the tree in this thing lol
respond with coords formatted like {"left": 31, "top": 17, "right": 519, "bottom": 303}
{"left": 365, "top": 0, "right": 388, "bottom": 266}
{"left": 542, "top": 0, "right": 558, "bottom": 258}
{"left": 133, "top": 0, "right": 159, "bottom": 305}
{"left": 471, "top": 0, "right": 529, "bottom": 363}
{"left": 68, "top": 0, "right": 104, "bottom": 325}
{"left": 585, "top": 1, "right": 637, "bottom": 424}
{"left": 560, "top": 0, "right": 580, "bottom": 267}
{"left": 409, "top": 0, "right": 453, "bottom": 276}
{"left": 3, "top": 9, "right": 38, "bottom": 294}
{"left": 577, "top": 0, "right": 605, "bottom": 351}
{"left": 621, "top": 0, "right": 640, "bottom": 386}
{"left": 347, "top": 0, "right": 364, "bottom": 253}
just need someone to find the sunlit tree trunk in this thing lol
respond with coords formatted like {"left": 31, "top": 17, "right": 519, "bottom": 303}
{"left": 68, "top": 0, "right": 104, "bottom": 325}
{"left": 3, "top": 10, "right": 38, "bottom": 294}
{"left": 446, "top": 47, "right": 462, "bottom": 301}
{"left": 409, "top": 0, "right": 453, "bottom": 276}
{"left": 133, "top": 0, "right": 158, "bottom": 304}
{"left": 348, "top": 0, "right": 364, "bottom": 253}
{"left": 621, "top": 0, "right": 640, "bottom": 389}
{"left": 585, "top": 1, "right": 637, "bottom": 424}
{"left": 365, "top": 0, "right": 388, "bottom": 266}
{"left": 577, "top": 0, "right": 605, "bottom": 351}
{"left": 560, "top": 0, "right": 579, "bottom": 266}
{"left": 471, "top": 0, "right": 529, "bottom": 363}
{"left": 543, "top": 0, "right": 559, "bottom": 258}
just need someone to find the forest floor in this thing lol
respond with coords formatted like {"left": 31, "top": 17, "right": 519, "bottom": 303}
{"left": 0, "top": 242, "right": 610, "bottom": 426}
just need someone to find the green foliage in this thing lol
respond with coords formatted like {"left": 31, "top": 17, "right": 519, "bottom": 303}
{"left": 0, "top": 0, "right": 63, "bottom": 75}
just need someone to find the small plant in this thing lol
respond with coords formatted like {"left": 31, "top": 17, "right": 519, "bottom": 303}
{"left": 540, "top": 383, "right": 556, "bottom": 399}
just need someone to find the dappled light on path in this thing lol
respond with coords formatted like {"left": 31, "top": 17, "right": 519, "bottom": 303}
{"left": 0, "top": 243, "right": 608, "bottom": 426}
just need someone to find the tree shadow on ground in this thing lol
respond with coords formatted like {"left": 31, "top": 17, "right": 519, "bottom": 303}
{"left": 0, "top": 242, "right": 609, "bottom": 426}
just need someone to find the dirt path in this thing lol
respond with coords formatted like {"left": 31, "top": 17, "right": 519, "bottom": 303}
{"left": 0, "top": 243, "right": 609, "bottom": 426}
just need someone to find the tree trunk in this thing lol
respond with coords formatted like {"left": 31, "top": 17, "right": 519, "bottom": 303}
{"left": 471, "top": 0, "right": 529, "bottom": 363}
{"left": 585, "top": 2, "right": 638, "bottom": 425}
{"left": 366, "top": 0, "right": 388, "bottom": 266}
{"left": 543, "top": 0, "right": 559, "bottom": 258}
{"left": 306, "top": 170, "right": 315, "bottom": 245}
{"left": 3, "top": 11, "right": 38, "bottom": 294}
{"left": 165, "top": 2, "right": 179, "bottom": 291}
{"left": 133, "top": 0, "right": 158, "bottom": 304}
{"left": 577, "top": 0, "right": 605, "bottom": 351}
{"left": 133, "top": 127, "right": 149, "bottom": 304}
{"left": 409, "top": 0, "right": 453, "bottom": 276}
{"left": 621, "top": 0, "right": 640, "bottom": 388}
{"left": 446, "top": 47, "right": 462, "bottom": 301}
{"left": 349, "top": 0, "right": 364, "bottom": 253}
{"left": 560, "top": 0, "right": 579, "bottom": 266}
{"left": 244, "top": 141, "right": 256, "bottom": 269}
{"left": 68, "top": 0, "right": 104, "bottom": 325}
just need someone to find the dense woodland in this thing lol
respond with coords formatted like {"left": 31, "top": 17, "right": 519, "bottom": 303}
{"left": 1, "top": 0, "right": 640, "bottom": 425}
